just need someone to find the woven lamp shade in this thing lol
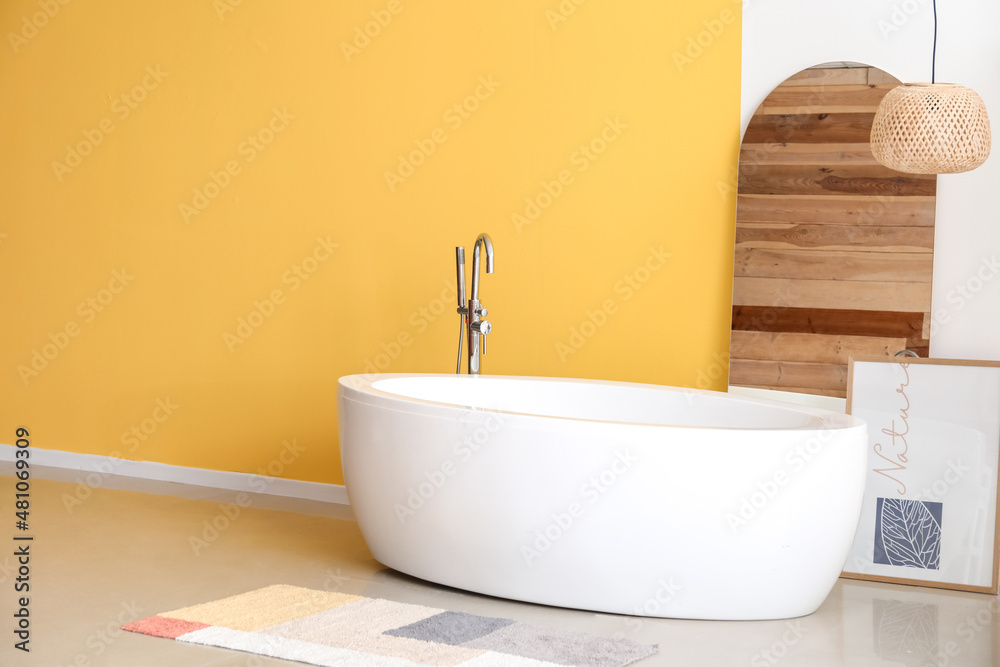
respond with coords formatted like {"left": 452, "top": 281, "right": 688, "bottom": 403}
{"left": 870, "top": 82, "right": 991, "bottom": 174}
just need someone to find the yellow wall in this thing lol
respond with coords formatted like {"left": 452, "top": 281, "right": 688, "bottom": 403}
{"left": 0, "top": 1, "right": 741, "bottom": 484}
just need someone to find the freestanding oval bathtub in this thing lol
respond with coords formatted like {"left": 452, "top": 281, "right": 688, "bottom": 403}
{"left": 337, "top": 373, "right": 868, "bottom": 621}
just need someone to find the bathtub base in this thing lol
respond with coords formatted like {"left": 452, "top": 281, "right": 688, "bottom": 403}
{"left": 338, "top": 373, "right": 868, "bottom": 621}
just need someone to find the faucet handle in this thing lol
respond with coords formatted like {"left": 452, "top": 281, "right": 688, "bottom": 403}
{"left": 476, "top": 307, "right": 488, "bottom": 317}
{"left": 472, "top": 319, "right": 492, "bottom": 355}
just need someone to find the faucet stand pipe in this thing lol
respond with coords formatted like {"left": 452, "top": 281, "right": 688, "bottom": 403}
{"left": 466, "top": 234, "right": 494, "bottom": 375}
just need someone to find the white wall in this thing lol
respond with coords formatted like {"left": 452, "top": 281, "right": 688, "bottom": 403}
{"left": 742, "top": 0, "right": 1000, "bottom": 362}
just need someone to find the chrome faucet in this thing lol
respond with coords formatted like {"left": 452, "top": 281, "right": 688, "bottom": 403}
{"left": 455, "top": 233, "right": 494, "bottom": 374}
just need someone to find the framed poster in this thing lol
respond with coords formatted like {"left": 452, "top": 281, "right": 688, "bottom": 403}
{"left": 842, "top": 357, "right": 1000, "bottom": 593}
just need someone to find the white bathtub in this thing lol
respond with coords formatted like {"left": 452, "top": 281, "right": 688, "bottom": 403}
{"left": 337, "top": 373, "right": 868, "bottom": 621}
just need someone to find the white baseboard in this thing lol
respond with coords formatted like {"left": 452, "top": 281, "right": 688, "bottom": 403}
{"left": 0, "top": 444, "right": 349, "bottom": 505}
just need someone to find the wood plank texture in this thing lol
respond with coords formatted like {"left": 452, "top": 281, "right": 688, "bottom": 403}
{"left": 730, "top": 67, "right": 934, "bottom": 397}
{"left": 736, "top": 195, "right": 935, "bottom": 226}
{"left": 735, "top": 223, "right": 934, "bottom": 252}
{"left": 730, "top": 330, "right": 905, "bottom": 365}
{"left": 741, "top": 143, "right": 880, "bottom": 166}
{"left": 732, "top": 306, "right": 926, "bottom": 338}
{"left": 738, "top": 165, "right": 936, "bottom": 197}
{"left": 729, "top": 359, "right": 849, "bottom": 392}
{"left": 734, "top": 248, "right": 933, "bottom": 282}
{"left": 867, "top": 69, "right": 900, "bottom": 85}
{"left": 760, "top": 85, "right": 898, "bottom": 115}
{"left": 741, "top": 113, "right": 877, "bottom": 144}
{"left": 733, "top": 277, "right": 932, "bottom": 311}
{"left": 781, "top": 67, "right": 872, "bottom": 87}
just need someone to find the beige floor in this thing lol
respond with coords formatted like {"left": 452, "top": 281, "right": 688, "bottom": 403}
{"left": 0, "top": 465, "right": 996, "bottom": 667}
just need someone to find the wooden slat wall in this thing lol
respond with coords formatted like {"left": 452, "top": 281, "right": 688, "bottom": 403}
{"left": 730, "top": 66, "right": 936, "bottom": 398}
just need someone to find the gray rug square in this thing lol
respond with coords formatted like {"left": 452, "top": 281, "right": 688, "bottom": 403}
{"left": 462, "top": 622, "right": 658, "bottom": 667}
{"left": 384, "top": 610, "right": 515, "bottom": 645}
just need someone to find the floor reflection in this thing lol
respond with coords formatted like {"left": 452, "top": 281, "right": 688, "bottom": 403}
{"left": 843, "top": 580, "right": 995, "bottom": 666}
{"left": 873, "top": 599, "right": 939, "bottom": 666}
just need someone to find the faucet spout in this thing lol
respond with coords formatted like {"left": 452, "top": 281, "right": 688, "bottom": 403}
{"left": 471, "top": 233, "right": 494, "bottom": 302}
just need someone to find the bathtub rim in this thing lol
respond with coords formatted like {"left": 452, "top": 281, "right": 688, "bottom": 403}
{"left": 338, "top": 372, "right": 865, "bottom": 433}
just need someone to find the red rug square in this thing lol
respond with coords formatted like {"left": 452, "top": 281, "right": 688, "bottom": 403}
{"left": 124, "top": 615, "right": 210, "bottom": 639}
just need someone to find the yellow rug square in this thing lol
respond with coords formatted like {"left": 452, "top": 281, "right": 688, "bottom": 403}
{"left": 162, "top": 584, "right": 363, "bottom": 632}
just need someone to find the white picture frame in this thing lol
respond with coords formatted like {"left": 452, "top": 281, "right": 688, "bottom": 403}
{"left": 842, "top": 357, "right": 1000, "bottom": 594}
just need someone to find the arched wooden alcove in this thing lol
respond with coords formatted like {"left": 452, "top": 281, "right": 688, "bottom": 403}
{"left": 730, "top": 64, "right": 937, "bottom": 398}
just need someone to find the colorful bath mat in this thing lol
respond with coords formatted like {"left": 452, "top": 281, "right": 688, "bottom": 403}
{"left": 123, "top": 584, "right": 657, "bottom": 667}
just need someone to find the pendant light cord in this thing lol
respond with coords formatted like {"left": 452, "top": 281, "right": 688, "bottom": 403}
{"left": 932, "top": 0, "right": 938, "bottom": 83}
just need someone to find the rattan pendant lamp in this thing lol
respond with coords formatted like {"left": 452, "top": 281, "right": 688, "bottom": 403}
{"left": 870, "top": 0, "right": 991, "bottom": 174}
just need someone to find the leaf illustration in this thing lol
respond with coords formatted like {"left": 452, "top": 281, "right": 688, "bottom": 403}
{"left": 878, "top": 498, "right": 942, "bottom": 570}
